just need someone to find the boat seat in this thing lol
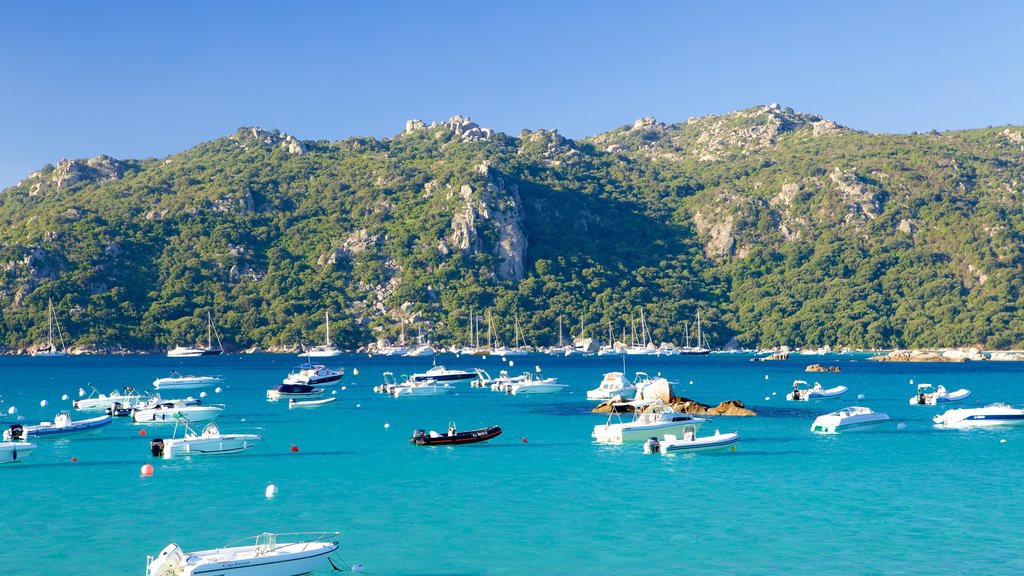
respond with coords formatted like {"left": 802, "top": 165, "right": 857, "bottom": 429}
{"left": 429, "top": 431, "right": 441, "bottom": 438}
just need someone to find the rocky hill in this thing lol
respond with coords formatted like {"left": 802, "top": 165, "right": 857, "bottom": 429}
{"left": 3, "top": 106, "right": 1024, "bottom": 351}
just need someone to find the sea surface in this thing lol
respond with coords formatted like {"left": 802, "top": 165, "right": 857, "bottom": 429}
{"left": 2, "top": 352, "right": 1023, "bottom": 575}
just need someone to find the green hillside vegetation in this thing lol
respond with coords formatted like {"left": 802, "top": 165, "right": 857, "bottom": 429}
{"left": 2, "top": 106, "right": 1024, "bottom": 351}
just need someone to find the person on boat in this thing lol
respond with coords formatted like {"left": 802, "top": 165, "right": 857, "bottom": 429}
{"left": 792, "top": 381, "right": 801, "bottom": 400}
{"left": 448, "top": 423, "right": 457, "bottom": 436}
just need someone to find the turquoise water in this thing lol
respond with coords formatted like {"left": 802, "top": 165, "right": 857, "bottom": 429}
{"left": 2, "top": 353, "right": 1023, "bottom": 575}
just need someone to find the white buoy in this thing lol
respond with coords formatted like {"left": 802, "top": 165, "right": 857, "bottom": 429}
{"left": 772, "top": 391, "right": 777, "bottom": 396}
{"left": 240, "top": 418, "right": 247, "bottom": 422}
{"left": 341, "top": 386, "right": 347, "bottom": 391}
{"left": 352, "top": 564, "right": 364, "bottom": 572}
{"left": 61, "top": 394, "right": 69, "bottom": 401}
{"left": 508, "top": 360, "right": 514, "bottom": 367}
{"left": 502, "top": 357, "right": 507, "bottom": 362}
{"left": 857, "top": 394, "right": 865, "bottom": 400}
{"left": 214, "top": 386, "right": 222, "bottom": 393}
{"left": 7, "top": 406, "right": 17, "bottom": 415}
{"left": 332, "top": 390, "right": 338, "bottom": 395}
{"left": 355, "top": 403, "right": 361, "bottom": 408}
{"left": 1000, "top": 439, "right": 1007, "bottom": 443}
{"left": 689, "top": 380, "right": 694, "bottom": 385}
{"left": 482, "top": 355, "right": 487, "bottom": 360}
{"left": 199, "top": 391, "right": 208, "bottom": 398}
{"left": 353, "top": 368, "right": 359, "bottom": 376}
{"left": 384, "top": 422, "right": 390, "bottom": 429}
{"left": 897, "top": 422, "right": 907, "bottom": 430}
{"left": 39, "top": 400, "right": 48, "bottom": 408}
{"left": 910, "top": 379, "right": 914, "bottom": 385}
{"left": 764, "top": 375, "right": 769, "bottom": 380}
{"left": 764, "top": 396, "right": 770, "bottom": 401}
{"left": 265, "top": 483, "right": 278, "bottom": 498}
{"left": 78, "top": 388, "right": 86, "bottom": 397}
{"left": 17, "top": 415, "right": 25, "bottom": 421}
{"left": 535, "top": 365, "right": 541, "bottom": 372}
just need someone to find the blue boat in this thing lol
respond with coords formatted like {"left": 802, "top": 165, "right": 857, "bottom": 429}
{"left": 3, "top": 411, "right": 112, "bottom": 440}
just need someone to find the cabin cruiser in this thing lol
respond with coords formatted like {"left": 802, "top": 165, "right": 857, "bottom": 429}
{"left": 788, "top": 380, "right": 848, "bottom": 401}
{"left": 4, "top": 411, "right": 112, "bottom": 440}
{"left": 909, "top": 384, "right": 971, "bottom": 405}
{"left": 132, "top": 399, "right": 224, "bottom": 424}
{"left": 810, "top": 406, "right": 890, "bottom": 433}
{"left": 593, "top": 401, "right": 707, "bottom": 443}
{"left": 509, "top": 373, "right": 566, "bottom": 395}
{"left": 267, "top": 383, "right": 325, "bottom": 401}
{"left": 586, "top": 372, "right": 638, "bottom": 400}
{"left": 145, "top": 532, "right": 340, "bottom": 576}
{"left": 152, "top": 371, "right": 223, "bottom": 390}
{"left": 410, "top": 365, "right": 478, "bottom": 386}
{"left": 0, "top": 441, "right": 36, "bottom": 463}
{"left": 149, "top": 421, "right": 261, "bottom": 458}
{"left": 933, "top": 403, "right": 1024, "bottom": 428}
{"left": 282, "top": 363, "right": 343, "bottom": 386}
{"left": 166, "top": 345, "right": 214, "bottom": 358}
{"left": 644, "top": 429, "right": 739, "bottom": 454}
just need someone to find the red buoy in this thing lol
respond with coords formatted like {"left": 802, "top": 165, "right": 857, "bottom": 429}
{"left": 138, "top": 429, "right": 147, "bottom": 436}
{"left": 290, "top": 445, "right": 299, "bottom": 453}
{"left": 140, "top": 463, "right": 154, "bottom": 477}
{"left": 521, "top": 437, "right": 528, "bottom": 443}
{"left": 70, "top": 457, "right": 78, "bottom": 462}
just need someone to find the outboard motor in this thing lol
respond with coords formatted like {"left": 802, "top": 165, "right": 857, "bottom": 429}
{"left": 7, "top": 424, "right": 24, "bottom": 441}
{"left": 410, "top": 429, "right": 426, "bottom": 444}
{"left": 643, "top": 436, "right": 661, "bottom": 454}
{"left": 150, "top": 438, "right": 165, "bottom": 457}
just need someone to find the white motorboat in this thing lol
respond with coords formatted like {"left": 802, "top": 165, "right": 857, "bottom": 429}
{"left": 644, "top": 429, "right": 739, "bottom": 454}
{"left": 300, "top": 311, "right": 344, "bottom": 357}
{"left": 32, "top": 298, "right": 68, "bottom": 357}
{"left": 909, "top": 383, "right": 972, "bottom": 405}
{"left": 282, "top": 363, "right": 343, "bottom": 386}
{"left": 810, "top": 406, "right": 890, "bottom": 433}
{"left": 593, "top": 401, "right": 707, "bottom": 443}
{"left": 787, "top": 380, "right": 848, "bottom": 401}
{"left": 933, "top": 403, "right": 1024, "bottom": 428}
{"left": 132, "top": 400, "right": 224, "bottom": 424}
{"left": 410, "top": 365, "right": 478, "bottom": 386}
{"left": 586, "top": 372, "right": 637, "bottom": 400}
{"left": 509, "top": 373, "right": 566, "bottom": 395}
{"left": 267, "top": 383, "right": 325, "bottom": 401}
{"left": 4, "top": 411, "right": 112, "bottom": 440}
{"left": 146, "top": 531, "right": 340, "bottom": 576}
{"left": 391, "top": 379, "right": 451, "bottom": 398}
{"left": 152, "top": 371, "right": 223, "bottom": 390}
{"left": 0, "top": 441, "right": 37, "bottom": 463}
{"left": 149, "top": 421, "right": 261, "bottom": 459}
{"left": 74, "top": 386, "right": 146, "bottom": 411}
{"left": 166, "top": 345, "right": 209, "bottom": 358}
{"left": 473, "top": 369, "right": 527, "bottom": 390}
{"left": 288, "top": 397, "right": 337, "bottom": 409}
{"left": 404, "top": 344, "right": 436, "bottom": 357}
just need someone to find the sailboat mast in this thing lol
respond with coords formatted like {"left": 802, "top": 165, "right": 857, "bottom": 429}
{"left": 325, "top": 311, "right": 332, "bottom": 347}
{"left": 697, "top": 310, "right": 703, "bottom": 349}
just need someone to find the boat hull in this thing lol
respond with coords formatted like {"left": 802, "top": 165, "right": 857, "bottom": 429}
{"left": 153, "top": 376, "right": 223, "bottom": 390}
{"left": 149, "top": 540, "right": 338, "bottom": 576}
{"left": 411, "top": 426, "right": 502, "bottom": 445}
{"left": 161, "top": 435, "right": 261, "bottom": 458}
{"left": 5, "top": 415, "right": 112, "bottom": 440}
{"left": 0, "top": 442, "right": 36, "bottom": 463}
{"left": 593, "top": 420, "right": 705, "bottom": 443}
{"left": 510, "top": 383, "right": 567, "bottom": 395}
{"left": 659, "top": 432, "right": 739, "bottom": 453}
{"left": 288, "top": 397, "right": 337, "bottom": 409}
{"left": 132, "top": 406, "right": 223, "bottom": 424}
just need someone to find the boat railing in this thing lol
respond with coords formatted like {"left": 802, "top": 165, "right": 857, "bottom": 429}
{"left": 218, "top": 531, "right": 341, "bottom": 554}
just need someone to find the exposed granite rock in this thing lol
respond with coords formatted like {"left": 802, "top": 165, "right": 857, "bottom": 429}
{"left": 868, "top": 349, "right": 986, "bottom": 362}
{"left": 990, "top": 352, "right": 1024, "bottom": 361}
{"left": 592, "top": 397, "right": 756, "bottom": 416}
{"left": 751, "top": 351, "right": 789, "bottom": 361}
{"left": 830, "top": 168, "right": 881, "bottom": 219}
{"left": 805, "top": 364, "right": 842, "bottom": 373}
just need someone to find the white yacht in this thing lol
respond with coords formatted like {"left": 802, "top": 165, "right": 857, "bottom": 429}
{"left": 509, "top": 373, "right": 566, "bottom": 395}
{"left": 267, "top": 383, "right": 325, "bottom": 401}
{"left": 301, "top": 311, "right": 343, "bottom": 357}
{"left": 586, "top": 372, "right": 637, "bottom": 400}
{"left": 149, "top": 421, "right": 261, "bottom": 459}
{"left": 933, "top": 403, "right": 1024, "bottom": 428}
{"left": 593, "top": 401, "right": 707, "bottom": 443}
{"left": 410, "top": 365, "right": 478, "bottom": 386}
{"left": 909, "top": 384, "right": 971, "bottom": 405}
{"left": 810, "top": 406, "right": 890, "bottom": 433}
{"left": 152, "top": 371, "right": 223, "bottom": 390}
{"left": 282, "top": 363, "right": 343, "bottom": 386}
{"left": 32, "top": 298, "right": 68, "bottom": 357}
{"left": 145, "top": 532, "right": 340, "bottom": 576}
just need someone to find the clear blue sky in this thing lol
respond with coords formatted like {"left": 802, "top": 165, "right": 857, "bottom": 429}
{"left": 2, "top": 0, "right": 1022, "bottom": 189}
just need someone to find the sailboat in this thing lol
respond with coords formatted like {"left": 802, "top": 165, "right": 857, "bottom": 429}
{"left": 597, "top": 321, "right": 621, "bottom": 356}
{"left": 625, "top": 309, "right": 658, "bottom": 355}
{"left": 404, "top": 325, "right": 436, "bottom": 357}
{"left": 378, "top": 318, "right": 410, "bottom": 356}
{"left": 167, "top": 311, "right": 224, "bottom": 357}
{"left": 32, "top": 298, "right": 68, "bottom": 357}
{"left": 302, "top": 311, "right": 343, "bottom": 358}
{"left": 677, "top": 310, "right": 712, "bottom": 355}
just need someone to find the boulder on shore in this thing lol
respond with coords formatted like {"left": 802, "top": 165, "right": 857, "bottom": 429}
{"left": 805, "top": 364, "right": 841, "bottom": 372}
{"left": 751, "top": 351, "right": 789, "bottom": 361}
{"left": 592, "top": 397, "right": 756, "bottom": 416}
{"left": 868, "top": 349, "right": 985, "bottom": 362}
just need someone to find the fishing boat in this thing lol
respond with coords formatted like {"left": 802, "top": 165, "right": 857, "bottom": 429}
{"left": 909, "top": 383, "right": 972, "bottom": 405}
{"left": 149, "top": 421, "right": 261, "bottom": 458}
{"left": 509, "top": 373, "right": 566, "bottom": 395}
{"left": 301, "top": 311, "right": 343, "bottom": 357}
{"left": 32, "top": 298, "right": 68, "bottom": 357}
{"left": 282, "top": 363, "right": 344, "bottom": 386}
{"left": 644, "top": 429, "right": 739, "bottom": 454}
{"left": 410, "top": 364, "right": 478, "bottom": 386}
{"left": 0, "top": 441, "right": 37, "bottom": 463}
{"left": 267, "top": 383, "right": 325, "bottom": 401}
{"left": 167, "top": 311, "right": 224, "bottom": 356}
{"left": 145, "top": 532, "right": 340, "bottom": 576}
{"left": 152, "top": 370, "right": 223, "bottom": 390}
{"left": 132, "top": 399, "right": 224, "bottom": 424}
{"left": 74, "top": 386, "right": 146, "bottom": 411}
{"left": 787, "top": 380, "right": 848, "bottom": 401}
{"left": 933, "top": 403, "right": 1024, "bottom": 428}
{"left": 410, "top": 422, "right": 502, "bottom": 445}
{"left": 810, "top": 406, "right": 890, "bottom": 433}
{"left": 593, "top": 401, "right": 707, "bottom": 443}
{"left": 586, "top": 372, "right": 637, "bottom": 400}
{"left": 3, "top": 411, "right": 112, "bottom": 440}
{"left": 288, "top": 397, "right": 337, "bottom": 409}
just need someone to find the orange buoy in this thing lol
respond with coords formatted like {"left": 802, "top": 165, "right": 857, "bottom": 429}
{"left": 140, "top": 463, "right": 154, "bottom": 477}
{"left": 138, "top": 429, "right": 147, "bottom": 436}
{"left": 70, "top": 457, "right": 78, "bottom": 462}
{"left": 290, "top": 445, "right": 299, "bottom": 453}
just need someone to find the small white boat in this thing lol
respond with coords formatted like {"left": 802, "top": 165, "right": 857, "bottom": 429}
{"left": 644, "top": 429, "right": 740, "bottom": 454}
{"left": 509, "top": 373, "right": 566, "bottom": 395}
{"left": 132, "top": 400, "right": 224, "bottom": 424}
{"left": 403, "top": 344, "right": 436, "bottom": 357}
{"left": 146, "top": 532, "right": 340, "bottom": 576}
{"left": 282, "top": 363, "right": 343, "bottom": 386}
{"left": 586, "top": 372, "right": 637, "bottom": 401}
{"left": 391, "top": 378, "right": 451, "bottom": 398}
{"left": 593, "top": 401, "right": 707, "bottom": 443}
{"left": 909, "top": 383, "right": 972, "bottom": 405}
{"left": 933, "top": 403, "right": 1024, "bottom": 428}
{"left": 810, "top": 406, "right": 890, "bottom": 433}
{"left": 149, "top": 421, "right": 261, "bottom": 458}
{"left": 787, "top": 380, "right": 848, "bottom": 401}
{"left": 4, "top": 411, "right": 112, "bottom": 440}
{"left": 473, "top": 369, "right": 527, "bottom": 391}
{"left": 267, "top": 383, "right": 325, "bottom": 401}
{"left": 74, "top": 386, "right": 146, "bottom": 411}
{"left": 0, "top": 441, "right": 37, "bottom": 464}
{"left": 288, "top": 397, "right": 337, "bottom": 409}
{"left": 152, "top": 371, "right": 223, "bottom": 390}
